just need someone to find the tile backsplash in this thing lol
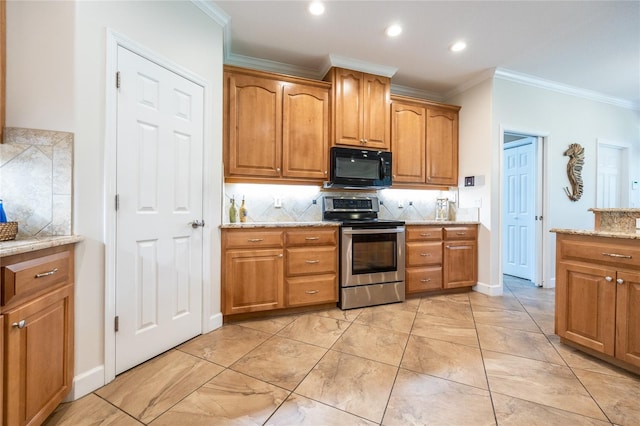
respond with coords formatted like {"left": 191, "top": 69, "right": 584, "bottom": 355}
{"left": 0, "top": 127, "right": 73, "bottom": 238}
{"left": 224, "top": 183, "right": 478, "bottom": 223}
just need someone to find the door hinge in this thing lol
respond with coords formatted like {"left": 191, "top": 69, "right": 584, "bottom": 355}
{"left": 114, "top": 316, "right": 119, "bottom": 332}
{"left": 116, "top": 71, "right": 121, "bottom": 89}
{"left": 115, "top": 194, "right": 120, "bottom": 211}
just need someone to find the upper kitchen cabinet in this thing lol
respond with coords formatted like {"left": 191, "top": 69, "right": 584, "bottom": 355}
{"left": 325, "top": 67, "right": 391, "bottom": 150}
{"left": 391, "top": 95, "right": 460, "bottom": 188}
{"left": 224, "top": 66, "right": 331, "bottom": 183}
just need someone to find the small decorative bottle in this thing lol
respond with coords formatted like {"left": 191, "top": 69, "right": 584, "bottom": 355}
{"left": 0, "top": 199, "right": 7, "bottom": 223}
{"left": 228, "top": 197, "right": 238, "bottom": 223}
{"left": 239, "top": 197, "right": 248, "bottom": 223}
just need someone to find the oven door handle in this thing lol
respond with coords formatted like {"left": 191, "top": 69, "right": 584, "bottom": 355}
{"left": 342, "top": 227, "right": 404, "bottom": 235}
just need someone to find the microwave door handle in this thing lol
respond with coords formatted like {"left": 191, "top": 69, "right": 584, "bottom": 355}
{"left": 379, "top": 157, "right": 386, "bottom": 180}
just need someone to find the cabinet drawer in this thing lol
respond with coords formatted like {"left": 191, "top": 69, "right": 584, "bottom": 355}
{"left": 406, "top": 242, "right": 442, "bottom": 266}
{"left": 286, "top": 229, "right": 337, "bottom": 246}
{"left": 286, "top": 247, "right": 337, "bottom": 276}
{"left": 558, "top": 235, "right": 640, "bottom": 269}
{"left": 444, "top": 226, "right": 477, "bottom": 241}
{"left": 2, "top": 250, "right": 72, "bottom": 306}
{"left": 406, "top": 226, "right": 442, "bottom": 241}
{"left": 287, "top": 275, "right": 337, "bottom": 306}
{"left": 406, "top": 267, "right": 442, "bottom": 293}
{"left": 224, "top": 230, "right": 284, "bottom": 249}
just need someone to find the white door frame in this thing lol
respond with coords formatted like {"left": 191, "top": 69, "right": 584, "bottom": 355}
{"left": 104, "top": 30, "right": 216, "bottom": 384}
{"left": 499, "top": 126, "right": 551, "bottom": 288}
{"left": 596, "top": 138, "right": 631, "bottom": 208}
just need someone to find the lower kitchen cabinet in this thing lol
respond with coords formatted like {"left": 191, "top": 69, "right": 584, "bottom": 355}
{"left": 405, "top": 224, "right": 477, "bottom": 294}
{"left": 222, "top": 227, "right": 338, "bottom": 316}
{"left": 443, "top": 226, "right": 478, "bottom": 289}
{"left": 555, "top": 232, "right": 640, "bottom": 371}
{"left": 1, "top": 244, "right": 76, "bottom": 426}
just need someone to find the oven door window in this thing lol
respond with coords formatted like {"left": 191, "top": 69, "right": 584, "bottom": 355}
{"left": 351, "top": 233, "right": 397, "bottom": 274}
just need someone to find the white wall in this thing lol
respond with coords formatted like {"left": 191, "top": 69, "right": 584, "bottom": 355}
{"left": 7, "top": 1, "right": 224, "bottom": 397}
{"left": 447, "top": 79, "right": 496, "bottom": 293}
{"left": 493, "top": 79, "right": 640, "bottom": 287}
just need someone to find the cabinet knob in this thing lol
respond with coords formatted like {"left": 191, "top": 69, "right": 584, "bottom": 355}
{"left": 605, "top": 276, "right": 613, "bottom": 282}
{"left": 276, "top": 167, "right": 281, "bottom": 172}
{"left": 12, "top": 320, "right": 26, "bottom": 329}
{"left": 617, "top": 278, "right": 624, "bottom": 285}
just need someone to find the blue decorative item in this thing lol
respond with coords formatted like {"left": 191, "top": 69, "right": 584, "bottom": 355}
{"left": 0, "top": 199, "right": 6, "bottom": 223}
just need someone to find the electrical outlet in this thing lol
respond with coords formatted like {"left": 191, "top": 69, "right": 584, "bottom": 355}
{"left": 408, "top": 201, "right": 413, "bottom": 206}
{"left": 398, "top": 201, "right": 404, "bottom": 208}
{"left": 274, "top": 198, "right": 282, "bottom": 208}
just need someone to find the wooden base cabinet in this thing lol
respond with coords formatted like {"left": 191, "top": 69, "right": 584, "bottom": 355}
{"left": 222, "top": 227, "right": 338, "bottom": 316}
{"left": 555, "top": 233, "right": 640, "bottom": 370}
{"left": 406, "top": 224, "right": 477, "bottom": 294}
{"left": 1, "top": 244, "right": 75, "bottom": 426}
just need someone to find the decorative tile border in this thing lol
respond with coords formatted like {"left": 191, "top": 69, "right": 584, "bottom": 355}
{"left": 0, "top": 127, "right": 73, "bottom": 238}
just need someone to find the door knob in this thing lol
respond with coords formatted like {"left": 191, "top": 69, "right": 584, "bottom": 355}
{"left": 190, "top": 220, "right": 205, "bottom": 229}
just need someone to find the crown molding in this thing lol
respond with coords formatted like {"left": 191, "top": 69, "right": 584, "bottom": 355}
{"left": 326, "top": 54, "right": 398, "bottom": 78}
{"left": 444, "top": 68, "right": 496, "bottom": 100}
{"left": 190, "top": 0, "right": 230, "bottom": 27}
{"left": 391, "top": 84, "right": 443, "bottom": 102}
{"left": 224, "top": 53, "right": 322, "bottom": 80}
{"left": 495, "top": 68, "right": 639, "bottom": 111}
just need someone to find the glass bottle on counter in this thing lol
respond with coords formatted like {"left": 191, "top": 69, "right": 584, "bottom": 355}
{"left": 435, "top": 198, "right": 449, "bottom": 221}
{"left": 239, "top": 197, "right": 248, "bottom": 223}
{"left": 228, "top": 197, "right": 238, "bottom": 223}
{"left": 0, "top": 199, "right": 7, "bottom": 223}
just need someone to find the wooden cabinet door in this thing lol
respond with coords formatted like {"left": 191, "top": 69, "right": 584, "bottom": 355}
{"left": 556, "top": 262, "right": 616, "bottom": 355}
{"left": 391, "top": 101, "right": 426, "bottom": 183}
{"left": 362, "top": 73, "right": 390, "bottom": 150}
{"left": 223, "top": 249, "right": 284, "bottom": 315}
{"left": 443, "top": 241, "right": 477, "bottom": 288}
{"left": 615, "top": 270, "right": 640, "bottom": 367}
{"left": 426, "top": 107, "right": 458, "bottom": 186}
{"left": 282, "top": 83, "right": 330, "bottom": 179}
{"left": 4, "top": 284, "right": 74, "bottom": 426}
{"left": 333, "top": 68, "right": 363, "bottom": 147}
{"left": 226, "top": 73, "right": 282, "bottom": 177}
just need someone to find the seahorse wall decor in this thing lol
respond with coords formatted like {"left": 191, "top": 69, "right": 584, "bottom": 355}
{"left": 563, "top": 143, "right": 584, "bottom": 201}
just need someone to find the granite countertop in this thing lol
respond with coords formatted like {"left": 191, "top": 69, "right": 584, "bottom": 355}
{"left": 550, "top": 228, "right": 640, "bottom": 240}
{"left": 588, "top": 208, "right": 640, "bottom": 213}
{"left": 0, "top": 235, "right": 84, "bottom": 257}
{"left": 221, "top": 220, "right": 479, "bottom": 229}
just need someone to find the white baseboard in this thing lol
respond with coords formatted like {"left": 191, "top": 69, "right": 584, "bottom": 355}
{"left": 545, "top": 277, "right": 556, "bottom": 289}
{"left": 472, "top": 281, "right": 503, "bottom": 296}
{"left": 205, "top": 312, "right": 223, "bottom": 333}
{"left": 65, "top": 365, "right": 105, "bottom": 401}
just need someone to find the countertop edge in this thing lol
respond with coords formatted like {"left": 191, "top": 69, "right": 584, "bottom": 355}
{"left": 0, "top": 235, "right": 84, "bottom": 257}
{"left": 220, "top": 221, "right": 479, "bottom": 229}
{"left": 550, "top": 228, "right": 640, "bottom": 240}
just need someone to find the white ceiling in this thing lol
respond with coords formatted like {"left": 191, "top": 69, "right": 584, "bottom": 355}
{"left": 209, "top": 1, "right": 639, "bottom": 109}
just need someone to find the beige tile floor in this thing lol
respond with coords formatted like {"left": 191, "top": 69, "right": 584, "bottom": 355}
{"left": 45, "top": 276, "right": 640, "bottom": 425}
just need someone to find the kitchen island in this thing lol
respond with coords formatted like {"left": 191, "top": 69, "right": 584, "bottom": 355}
{"left": 552, "top": 209, "right": 640, "bottom": 374}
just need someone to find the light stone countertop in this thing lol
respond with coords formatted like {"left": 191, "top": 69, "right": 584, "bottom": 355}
{"left": 550, "top": 228, "right": 640, "bottom": 240}
{"left": 221, "top": 220, "right": 479, "bottom": 229}
{"left": 0, "top": 235, "right": 84, "bottom": 257}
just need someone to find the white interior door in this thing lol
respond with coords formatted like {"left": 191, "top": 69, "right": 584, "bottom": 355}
{"left": 115, "top": 46, "right": 204, "bottom": 374}
{"left": 597, "top": 143, "right": 627, "bottom": 208}
{"left": 503, "top": 141, "right": 535, "bottom": 281}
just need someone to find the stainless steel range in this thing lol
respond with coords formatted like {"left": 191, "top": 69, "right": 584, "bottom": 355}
{"left": 323, "top": 196, "right": 405, "bottom": 309}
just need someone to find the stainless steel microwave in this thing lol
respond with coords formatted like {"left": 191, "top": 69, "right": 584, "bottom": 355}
{"left": 329, "top": 147, "right": 392, "bottom": 189}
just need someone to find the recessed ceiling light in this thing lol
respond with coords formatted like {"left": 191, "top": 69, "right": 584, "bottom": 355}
{"left": 385, "top": 24, "right": 402, "bottom": 37}
{"left": 309, "top": 1, "right": 325, "bottom": 16}
{"left": 450, "top": 41, "right": 467, "bottom": 52}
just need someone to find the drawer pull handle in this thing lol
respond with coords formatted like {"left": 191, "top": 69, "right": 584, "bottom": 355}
{"left": 420, "top": 278, "right": 432, "bottom": 283}
{"left": 420, "top": 253, "right": 432, "bottom": 257}
{"left": 420, "top": 233, "right": 432, "bottom": 237}
{"left": 247, "top": 238, "right": 264, "bottom": 243}
{"left": 601, "top": 252, "right": 632, "bottom": 259}
{"left": 456, "top": 232, "right": 466, "bottom": 235}
{"left": 605, "top": 276, "right": 613, "bottom": 282}
{"left": 305, "top": 290, "right": 320, "bottom": 295}
{"left": 35, "top": 268, "right": 59, "bottom": 278}
{"left": 12, "top": 320, "right": 26, "bottom": 329}
{"left": 305, "top": 260, "right": 320, "bottom": 264}
{"left": 305, "top": 237, "right": 320, "bottom": 241}
{"left": 617, "top": 278, "right": 624, "bottom": 285}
